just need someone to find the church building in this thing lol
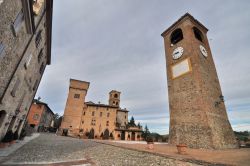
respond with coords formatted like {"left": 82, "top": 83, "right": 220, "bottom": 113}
{"left": 60, "top": 79, "right": 142, "bottom": 141}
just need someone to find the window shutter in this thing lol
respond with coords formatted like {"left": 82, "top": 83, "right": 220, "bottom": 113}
{"left": 39, "top": 62, "right": 45, "bottom": 74}
{"left": 12, "top": 10, "right": 24, "bottom": 37}
{"left": 35, "top": 30, "right": 42, "bottom": 48}
{"left": 11, "top": 78, "right": 21, "bottom": 97}
{"left": 33, "top": 80, "right": 38, "bottom": 91}
{"left": 38, "top": 48, "right": 43, "bottom": 63}
{"left": 0, "top": 43, "right": 5, "bottom": 57}
{"left": 24, "top": 54, "right": 32, "bottom": 69}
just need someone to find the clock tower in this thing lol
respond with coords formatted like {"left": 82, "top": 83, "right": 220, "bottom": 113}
{"left": 161, "top": 13, "right": 237, "bottom": 149}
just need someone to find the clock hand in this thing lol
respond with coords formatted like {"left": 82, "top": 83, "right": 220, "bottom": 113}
{"left": 174, "top": 51, "right": 179, "bottom": 55}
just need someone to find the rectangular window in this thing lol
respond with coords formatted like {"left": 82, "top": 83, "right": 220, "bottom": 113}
{"left": 83, "top": 112, "right": 85, "bottom": 116}
{"left": 92, "top": 111, "right": 95, "bottom": 116}
{"left": 24, "top": 54, "right": 32, "bottom": 69}
{"left": 39, "top": 62, "right": 45, "bottom": 74}
{"left": 11, "top": 78, "right": 21, "bottom": 97}
{"left": 107, "top": 113, "right": 110, "bottom": 117}
{"left": 12, "top": 10, "right": 24, "bottom": 37}
{"left": 74, "top": 94, "right": 80, "bottom": 98}
{"left": 35, "top": 30, "right": 42, "bottom": 48}
{"left": 33, "top": 80, "right": 38, "bottom": 91}
{"left": 24, "top": 77, "right": 32, "bottom": 92}
{"left": 38, "top": 48, "right": 43, "bottom": 63}
{"left": 106, "top": 121, "right": 109, "bottom": 126}
{"left": 0, "top": 43, "right": 5, "bottom": 57}
{"left": 100, "top": 112, "right": 102, "bottom": 117}
{"left": 16, "top": 92, "right": 26, "bottom": 112}
{"left": 91, "top": 119, "right": 96, "bottom": 125}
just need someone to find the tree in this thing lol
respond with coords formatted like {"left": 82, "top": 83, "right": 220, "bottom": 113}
{"left": 142, "top": 125, "right": 150, "bottom": 140}
{"left": 137, "top": 122, "right": 141, "bottom": 129}
{"left": 128, "top": 116, "right": 136, "bottom": 127}
{"left": 53, "top": 113, "right": 62, "bottom": 129}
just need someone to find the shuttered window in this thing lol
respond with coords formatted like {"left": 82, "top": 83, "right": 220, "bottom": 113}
{"left": 11, "top": 78, "right": 21, "bottom": 97}
{"left": 33, "top": 80, "right": 38, "bottom": 91}
{"left": 39, "top": 62, "right": 44, "bottom": 74}
{"left": 12, "top": 10, "right": 24, "bottom": 36}
{"left": 24, "top": 54, "right": 32, "bottom": 69}
{"left": 38, "top": 48, "right": 43, "bottom": 63}
{"left": 0, "top": 43, "right": 4, "bottom": 57}
{"left": 35, "top": 30, "right": 42, "bottom": 48}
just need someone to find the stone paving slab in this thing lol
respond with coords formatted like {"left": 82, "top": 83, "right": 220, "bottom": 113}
{"left": 95, "top": 140, "right": 250, "bottom": 166}
{"left": 0, "top": 133, "right": 40, "bottom": 157}
{"left": 0, "top": 133, "right": 202, "bottom": 166}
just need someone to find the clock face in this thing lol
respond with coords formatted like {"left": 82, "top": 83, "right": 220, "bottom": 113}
{"left": 200, "top": 45, "right": 208, "bottom": 57}
{"left": 172, "top": 47, "right": 184, "bottom": 60}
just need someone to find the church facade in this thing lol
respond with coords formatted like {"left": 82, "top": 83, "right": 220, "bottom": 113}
{"left": 60, "top": 79, "right": 142, "bottom": 141}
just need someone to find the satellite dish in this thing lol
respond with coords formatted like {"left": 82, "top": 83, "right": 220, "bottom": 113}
{"left": 170, "top": 44, "right": 174, "bottom": 47}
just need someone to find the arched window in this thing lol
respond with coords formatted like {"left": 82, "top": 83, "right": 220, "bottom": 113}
{"left": 170, "top": 28, "right": 183, "bottom": 44}
{"left": 193, "top": 27, "right": 203, "bottom": 42}
{"left": 114, "top": 94, "right": 118, "bottom": 98}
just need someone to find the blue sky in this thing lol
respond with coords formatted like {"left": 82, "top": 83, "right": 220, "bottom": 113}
{"left": 36, "top": 0, "right": 250, "bottom": 134}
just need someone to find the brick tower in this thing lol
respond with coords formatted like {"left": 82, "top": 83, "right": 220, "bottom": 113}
{"left": 161, "top": 13, "right": 237, "bottom": 149}
{"left": 60, "top": 79, "right": 89, "bottom": 134}
{"left": 109, "top": 90, "right": 121, "bottom": 107}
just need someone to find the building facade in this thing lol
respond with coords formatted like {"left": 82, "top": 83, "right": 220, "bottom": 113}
{"left": 161, "top": 13, "right": 237, "bottom": 149}
{"left": 26, "top": 99, "right": 54, "bottom": 132}
{"left": 0, "top": 0, "right": 53, "bottom": 140}
{"left": 60, "top": 79, "right": 142, "bottom": 141}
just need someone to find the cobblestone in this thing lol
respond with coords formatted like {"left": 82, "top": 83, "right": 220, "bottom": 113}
{"left": 1, "top": 133, "right": 201, "bottom": 166}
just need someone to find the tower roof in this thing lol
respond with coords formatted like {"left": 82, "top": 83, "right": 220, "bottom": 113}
{"left": 109, "top": 90, "right": 121, "bottom": 94}
{"left": 161, "top": 13, "right": 208, "bottom": 37}
{"left": 69, "top": 78, "right": 90, "bottom": 90}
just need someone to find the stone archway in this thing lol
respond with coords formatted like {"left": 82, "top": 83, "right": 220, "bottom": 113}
{"left": 121, "top": 131, "right": 125, "bottom": 140}
{"left": 88, "top": 128, "right": 94, "bottom": 139}
{"left": 7, "top": 116, "right": 16, "bottom": 132}
{"left": 131, "top": 132, "right": 135, "bottom": 141}
{"left": 103, "top": 129, "right": 109, "bottom": 140}
{"left": 0, "top": 110, "right": 7, "bottom": 129}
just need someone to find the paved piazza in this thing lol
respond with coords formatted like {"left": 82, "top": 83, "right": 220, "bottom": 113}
{"left": 0, "top": 133, "right": 200, "bottom": 166}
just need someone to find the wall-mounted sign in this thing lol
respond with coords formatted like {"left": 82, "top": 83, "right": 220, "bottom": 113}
{"left": 171, "top": 58, "right": 192, "bottom": 79}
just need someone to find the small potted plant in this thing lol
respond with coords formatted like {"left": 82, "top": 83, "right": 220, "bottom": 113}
{"left": 146, "top": 136, "right": 154, "bottom": 150}
{"left": 176, "top": 143, "right": 187, "bottom": 154}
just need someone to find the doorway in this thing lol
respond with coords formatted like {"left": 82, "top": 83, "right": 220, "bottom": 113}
{"left": 131, "top": 132, "right": 135, "bottom": 141}
{"left": 0, "top": 110, "right": 7, "bottom": 129}
{"left": 7, "top": 116, "right": 16, "bottom": 132}
{"left": 88, "top": 128, "right": 94, "bottom": 139}
{"left": 121, "top": 131, "right": 125, "bottom": 140}
{"left": 103, "top": 129, "right": 109, "bottom": 140}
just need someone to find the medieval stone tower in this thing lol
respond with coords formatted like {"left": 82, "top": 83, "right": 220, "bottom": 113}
{"left": 109, "top": 90, "right": 121, "bottom": 107}
{"left": 60, "top": 79, "right": 89, "bottom": 132}
{"left": 161, "top": 13, "right": 237, "bottom": 149}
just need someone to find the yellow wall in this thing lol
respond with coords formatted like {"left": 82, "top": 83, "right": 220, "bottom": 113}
{"left": 81, "top": 105, "right": 117, "bottom": 138}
